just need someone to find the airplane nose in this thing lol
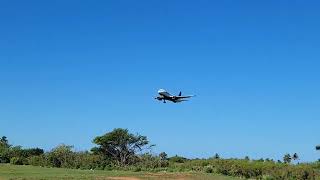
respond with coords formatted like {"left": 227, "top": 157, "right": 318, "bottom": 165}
{"left": 158, "top": 89, "right": 166, "bottom": 93}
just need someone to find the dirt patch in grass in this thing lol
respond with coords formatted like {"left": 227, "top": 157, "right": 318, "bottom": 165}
{"left": 142, "top": 172, "right": 192, "bottom": 179}
{"left": 106, "top": 177, "right": 141, "bottom": 180}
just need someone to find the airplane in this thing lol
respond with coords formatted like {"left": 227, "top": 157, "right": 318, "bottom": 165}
{"left": 155, "top": 89, "right": 194, "bottom": 103}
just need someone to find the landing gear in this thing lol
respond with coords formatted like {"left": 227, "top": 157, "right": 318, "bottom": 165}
{"left": 163, "top": 100, "right": 166, "bottom": 103}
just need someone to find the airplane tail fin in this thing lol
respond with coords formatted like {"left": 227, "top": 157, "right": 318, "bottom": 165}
{"left": 179, "top": 91, "right": 182, "bottom": 96}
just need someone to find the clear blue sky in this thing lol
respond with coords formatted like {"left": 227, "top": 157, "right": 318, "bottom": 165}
{"left": 1, "top": 0, "right": 319, "bottom": 162}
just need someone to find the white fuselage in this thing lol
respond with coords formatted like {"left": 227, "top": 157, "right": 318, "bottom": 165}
{"left": 158, "top": 89, "right": 172, "bottom": 98}
{"left": 155, "top": 89, "right": 193, "bottom": 103}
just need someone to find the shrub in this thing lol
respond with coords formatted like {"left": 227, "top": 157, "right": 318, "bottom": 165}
{"left": 74, "top": 152, "right": 107, "bottom": 170}
{"left": 205, "top": 166, "right": 214, "bottom": 173}
{"left": 28, "top": 155, "right": 47, "bottom": 167}
{"left": 134, "top": 153, "right": 169, "bottom": 170}
{"left": 169, "top": 155, "right": 188, "bottom": 163}
{"left": 191, "top": 166, "right": 203, "bottom": 172}
{"left": 46, "top": 144, "right": 75, "bottom": 168}
{"left": 0, "top": 147, "right": 11, "bottom": 163}
{"left": 10, "top": 157, "right": 24, "bottom": 165}
{"left": 133, "top": 167, "right": 142, "bottom": 172}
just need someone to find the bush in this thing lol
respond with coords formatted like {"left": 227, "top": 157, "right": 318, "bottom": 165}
{"left": 133, "top": 167, "right": 142, "bottom": 172}
{"left": 169, "top": 155, "right": 187, "bottom": 163}
{"left": 268, "top": 165, "right": 316, "bottom": 180}
{"left": 10, "top": 157, "right": 24, "bottom": 165}
{"left": 46, "top": 144, "right": 75, "bottom": 168}
{"left": 165, "top": 158, "right": 317, "bottom": 179}
{"left": 28, "top": 155, "right": 47, "bottom": 166}
{"left": 191, "top": 166, "right": 203, "bottom": 172}
{"left": 134, "top": 153, "right": 169, "bottom": 170}
{"left": 74, "top": 152, "right": 107, "bottom": 170}
{"left": 204, "top": 166, "right": 214, "bottom": 173}
{"left": 0, "top": 147, "right": 11, "bottom": 163}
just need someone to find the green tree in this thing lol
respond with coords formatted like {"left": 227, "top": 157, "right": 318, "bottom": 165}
{"left": 213, "top": 153, "right": 220, "bottom": 159}
{"left": 47, "top": 144, "right": 75, "bottom": 168}
{"left": 11, "top": 147, "right": 44, "bottom": 163}
{"left": 283, "top": 153, "right": 292, "bottom": 164}
{"left": 292, "top": 153, "right": 299, "bottom": 162}
{"left": 92, "top": 128, "right": 151, "bottom": 166}
{"left": 244, "top": 156, "right": 250, "bottom": 161}
{"left": 10, "top": 146, "right": 24, "bottom": 160}
{"left": 159, "top": 152, "right": 168, "bottom": 161}
{"left": 169, "top": 155, "right": 187, "bottom": 163}
{"left": 158, "top": 152, "right": 169, "bottom": 167}
{"left": 24, "top": 148, "right": 44, "bottom": 157}
{"left": 0, "top": 136, "right": 10, "bottom": 148}
{"left": 0, "top": 136, "right": 11, "bottom": 163}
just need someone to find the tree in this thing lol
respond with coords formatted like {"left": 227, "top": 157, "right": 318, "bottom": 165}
{"left": 244, "top": 156, "right": 250, "bottom": 161}
{"left": 213, "top": 153, "right": 220, "bottom": 159}
{"left": 158, "top": 152, "right": 169, "bottom": 167}
{"left": 92, "top": 128, "right": 151, "bottom": 166}
{"left": 292, "top": 153, "right": 299, "bottom": 162}
{"left": 0, "top": 136, "right": 11, "bottom": 163}
{"left": 0, "top": 136, "right": 10, "bottom": 148}
{"left": 159, "top": 152, "right": 168, "bottom": 161}
{"left": 9, "top": 146, "right": 23, "bottom": 159}
{"left": 265, "top": 158, "right": 274, "bottom": 162}
{"left": 48, "top": 144, "right": 75, "bottom": 168}
{"left": 168, "top": 155, "right": 187, "bottom": 163}
{"left": 257, "top": 158, "right": 264, "bottom": 162}
{"left": 283, "top": 153, "right": 292, "bottom": 164}
{"left": 24, "top": 148, "right": 44, "bottom": 157}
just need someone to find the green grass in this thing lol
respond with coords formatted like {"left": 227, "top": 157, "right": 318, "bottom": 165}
{"left": 0, "top": 164, "right": 238, "bottom": 180}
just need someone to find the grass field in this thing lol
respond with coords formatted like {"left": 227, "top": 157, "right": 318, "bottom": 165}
{"left": 0, "top": 164, "right": 237, "bottom": 180}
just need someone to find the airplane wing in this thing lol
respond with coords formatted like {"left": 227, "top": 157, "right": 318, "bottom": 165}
{"left": 176, "top": 95, "right": 194, "bottom": 99}
{"left": 175, "top": 99, "right": 192, "bottom": 102}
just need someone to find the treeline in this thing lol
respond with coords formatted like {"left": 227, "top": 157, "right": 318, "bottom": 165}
{"left": 0, "top": 136, "right": 44, "bottom": 164}
{"left": 1, "top": 129, "right": 320, "bottom": 180}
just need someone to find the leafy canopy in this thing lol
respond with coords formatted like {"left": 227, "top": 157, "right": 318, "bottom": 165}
{"left": 92, "top": 128, "right": 151, "bottom": 166}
